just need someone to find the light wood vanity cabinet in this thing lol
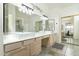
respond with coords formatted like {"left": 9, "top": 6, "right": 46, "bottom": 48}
{"left": 4, "top": 38, "right": 41, "bottom": 56}
{"left": 4, "top": 41, "right": 30, "bottom": 56}
{"left": 4, "top": 34, "right": 54, "bottom": 56}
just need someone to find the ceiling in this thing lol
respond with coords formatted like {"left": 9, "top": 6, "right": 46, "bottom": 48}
{"left": 34, "top": 3, "right": 79, "bottom": 18}
{"left": 36, "top": 3, "right": 73, "bottom": 8}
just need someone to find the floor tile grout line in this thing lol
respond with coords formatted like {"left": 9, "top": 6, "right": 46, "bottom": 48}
{"left": 62, "top": 37, "right": 79, "bottom": 46}
{"left": 62, "top": 42, "right": 79, "bottom": 46}
{"left": 64, "top": 44, "right": 68, "bottom": 56}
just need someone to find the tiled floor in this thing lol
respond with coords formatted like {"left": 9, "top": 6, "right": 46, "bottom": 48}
{"left": 65, "top": 44, "right": 79, "bottom": 56}
{"left": 62, "top": 36, "right": 79, "bottom": 45}
{"left": 39, "top": 43, "right": 79, "bottom": 56}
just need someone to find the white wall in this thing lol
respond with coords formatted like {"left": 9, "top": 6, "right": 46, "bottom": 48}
{"left": 74, "top": 16, "right": 79, "bottom": 39}
{"left": 0, "top": 3, "right": 3, "bottom": 56}
{"left": 60, "top": 4, "right": 79, "bottom": 17}
{"left": 54, "top": 17, "right": 61, "bottom": 43}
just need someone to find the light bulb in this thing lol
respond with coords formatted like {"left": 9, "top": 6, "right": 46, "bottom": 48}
{"left": 22, "top": 6, "right": 26, "bottom": 13}
{"left": 31, "top": 10, "right": 34, "bottom": 14}
{"left": 19, "top": 8, "right": 22, "bottom": 12}
{"left": 25, "top": 8, "right": 29, "bottom": 14}
{"left": 28, "top": 9, "right": 32, "bottom": 15}
{"left": 23, "top": 10, "right": 26, "bottom": 13}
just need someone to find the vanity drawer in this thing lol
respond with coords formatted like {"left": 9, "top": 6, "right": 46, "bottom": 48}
{"left": 35, "top": 37, "right": 42, "bottom": 41}
{"left": 24, "top": 39, "right": 35, "bottom": 45}
{"left": 4, "top": 42, "right": 22, "bottom": 52}
{"left": 5, "top": 46, "right": 29, "bottom": 56}
{"left": 42, "top": 35, "right": 49, "bottom": 39}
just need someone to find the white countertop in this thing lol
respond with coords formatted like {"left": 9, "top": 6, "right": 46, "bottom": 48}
{"left": 3, "top": 31, "right": 52, "bottom": 45}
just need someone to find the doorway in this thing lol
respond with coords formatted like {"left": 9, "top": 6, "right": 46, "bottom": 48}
{"left": 61, "top": 16, "right": 74, "bottom": 44}
{"left": 61, "top": 15, "right": 79, "bottom": 45}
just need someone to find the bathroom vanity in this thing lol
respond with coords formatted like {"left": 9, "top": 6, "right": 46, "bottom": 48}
{"left": 3, "top": 31, "right": 55, "bottom": 56}
{"left": 3, "top": 3, "right": 55, "bottom": 56}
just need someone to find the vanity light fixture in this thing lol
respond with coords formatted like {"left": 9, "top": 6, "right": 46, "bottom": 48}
{"left": 28, "top": 8, "right": 33, "bottom": 15}
{"left": 40, "top": 15, "right": 48, "bottom": 20}
{"left": 15, "top": 3, "right": 33, "bottom": 15}
{"left": 12, "top": 3, "right": 34, "bottom": 15}
{"left": 22, "top": 4, "right": 34, "bottom": 15}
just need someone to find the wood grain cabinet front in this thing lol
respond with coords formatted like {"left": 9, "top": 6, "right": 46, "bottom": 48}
{"left": 41, "top": 34, "right": 55, "bottom": 48}
{"left": 5, "top": 45, "right": 30, "bottom": 56}
{"left": 4, "top": 42, "right": 22, "bottom": 53}
{"left": 30, "top": 37, "right": 42, "bottom": 56}
{"left": 24, "top": 39, "right": 35, "bottom": 45}
{"left": 48, "top": 34, "right": 55, "bottom": 47}
{"left": 4, "top": 34, "right": 53, "bottom": 56}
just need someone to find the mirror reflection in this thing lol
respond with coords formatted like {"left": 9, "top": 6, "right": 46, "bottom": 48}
{"left": 3, "top": 3, "right": 52, "bottom": 34}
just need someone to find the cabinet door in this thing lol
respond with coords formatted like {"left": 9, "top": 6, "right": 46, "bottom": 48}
{"left": 5, "top": 45, "right": 29, "bottom": 56}
{"left": 30, "top": 41, "right": 36, "bottom": 56}
{"left": 23, "top": 45, "right": 30, "bottom": 56}
{"left": 35, "top": 39, "right": 41, "bottom": 55}
{"left": 30, "top": 37, "right": 41, "bottom": 56}
{"left": 13, "top": 46, "right": 29, "bottom": 56}
{"left": 48, "top": 34, "right": 54, "bottom": 47}
{"left": 42, "top": 37, "right": 49, "bottom": 48}
{"left": 12, "top": 47, "right": 28, "bottom": 56}
{"left": 4, "top": 42, "right": 22, "bottom": 52}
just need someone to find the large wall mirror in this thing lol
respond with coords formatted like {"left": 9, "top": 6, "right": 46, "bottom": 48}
{"left": 3, "top": 3, "right": 43, "bottom": 34}
{"left": 48, "top": 20, "right": 55, "bottom": 31}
